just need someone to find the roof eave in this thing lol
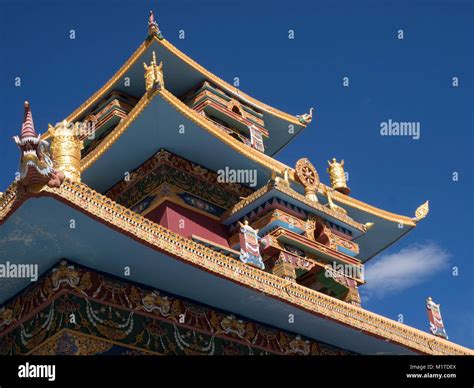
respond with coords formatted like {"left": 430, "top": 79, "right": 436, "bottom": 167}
{"left": 0, "top": 180, "right": 469, "bottom": 355}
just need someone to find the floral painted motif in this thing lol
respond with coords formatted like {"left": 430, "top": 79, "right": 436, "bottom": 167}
{"left": 0, "top": 260, "right": 351, "bottom": 356}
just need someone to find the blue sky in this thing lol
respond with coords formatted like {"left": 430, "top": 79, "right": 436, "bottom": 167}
{"left": 0, "top": 0, "right": 473, "bottom": 348}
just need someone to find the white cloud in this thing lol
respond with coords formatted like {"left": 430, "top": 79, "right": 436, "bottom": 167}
{"left": 361, "top": 242, "right": 451, "bottom": 300}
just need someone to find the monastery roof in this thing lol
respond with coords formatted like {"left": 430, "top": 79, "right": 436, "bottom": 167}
{"left": 42, "top": 17, "right": 308, "bottom": 157}
{"left": 71, "top": 84, "right": 425, "bottom": 262}
{"left": 10, "top": 11, "right": 427, "bottom": 262}
{"left": 0, "top": 179, "right": 470, "bottom": 355}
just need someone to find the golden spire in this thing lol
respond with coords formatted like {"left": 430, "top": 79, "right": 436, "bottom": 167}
{"left": 327, "top": 158, "right": 350, "bottom": 195}
{"left": 47, "top": 120, "right": 83, "bottom": 182}
{"left": 143, "top": 51, "right": 164, "bottom": 92}
{"left": 413, "top": 200, "right": 429, "bottom": 221}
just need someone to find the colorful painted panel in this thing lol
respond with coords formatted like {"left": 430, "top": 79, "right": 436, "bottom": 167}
{"left": 0, "top": 260, "right": 352, "bottom": 356}
{"left": 238, "top": 222, "right": 265, "bottom": 270}
{"left": 106, "top": 149, "right": 253, "bottom": 210}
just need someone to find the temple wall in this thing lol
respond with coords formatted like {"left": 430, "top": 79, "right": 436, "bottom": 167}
{"left": 147, "top": 200, "right": 230, "bottom": 247}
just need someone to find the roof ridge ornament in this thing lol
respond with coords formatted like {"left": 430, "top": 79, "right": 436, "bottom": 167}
{"left": 147, "top": 10, "right": 163, "bottom": 40}
{"left": 413, "top": 200, "right": 429, "bottom": 222}
{"left": 13, "top": 101, "right": 65, "bottom": 191}
{"left": 143, "top": 51, "right": 164, "bottom": 92}
{"left": 18, "top": 101, "right": 37, "bottom": 139}
{"left": 296, "top": 107, "right": 314, "bottom": 125}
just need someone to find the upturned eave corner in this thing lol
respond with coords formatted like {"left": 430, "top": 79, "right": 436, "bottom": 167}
{"left": 149, "top": 34, "right": 307, "bottom": 127}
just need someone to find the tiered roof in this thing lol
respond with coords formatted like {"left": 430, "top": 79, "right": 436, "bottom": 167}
{"left": 1, "top": 11, "right": 467, "bottom": 355}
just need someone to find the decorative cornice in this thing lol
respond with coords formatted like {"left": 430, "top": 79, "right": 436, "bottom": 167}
{"left": 269, "top": 227, "right": 363, "bottom": 270}
{"left": 0, "top": 180, "right": 471, "bottom": 355}
{"left": 134, "top": 183, "right": 224, "bottom": 221}
{"left": 105, "top": 149, "right": 253, "bottom": 208}
{"left": 222, "top": 180, "right": 365, "bottom": 232}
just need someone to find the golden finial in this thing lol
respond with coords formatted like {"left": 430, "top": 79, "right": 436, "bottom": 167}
{"left": 48, "top": 120, "right": 83, "bottom": 182}
{"left": 327, "top": 158, "right": 350, "bottom": 195}
{"left": 143, "top": 51, "right": 164, "bottom": 92}
{"left": 413, "top": 200, "right": 429, "bottom": 221}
